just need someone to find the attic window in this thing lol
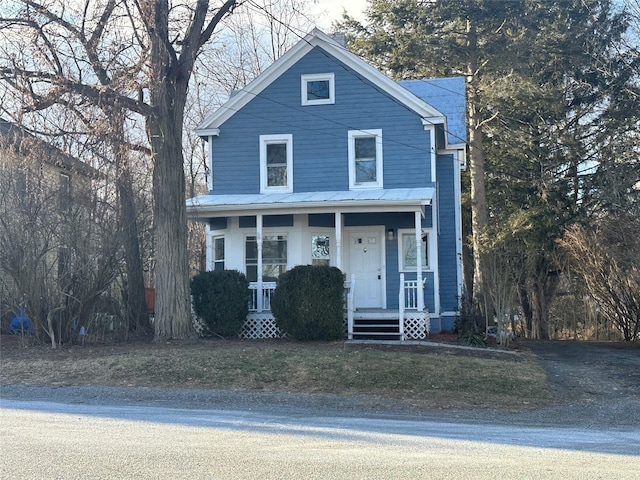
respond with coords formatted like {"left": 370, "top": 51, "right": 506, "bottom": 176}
{"left": 301, "top": 73, "right": 335, "bottom": 106}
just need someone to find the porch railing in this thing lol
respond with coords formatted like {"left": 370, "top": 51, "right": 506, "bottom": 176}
{"left": 345, "top": 274, "right": 355, "bottom": 340}
{"left": 248, "top": 282, "right": 277, "bottom": 312}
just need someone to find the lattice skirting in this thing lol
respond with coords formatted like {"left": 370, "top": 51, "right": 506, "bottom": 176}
{"left": 403, "top": 312, "right": 430, "bottom": 340}
{"left": 240, "top": 313, "right": 285, "bottom": 339}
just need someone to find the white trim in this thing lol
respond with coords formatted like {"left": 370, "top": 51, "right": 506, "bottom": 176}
{"left": 301, "top": 73, "right": 335, "bottom": 106}
{"left": 335, "top": 211, "right": 343, "bottom": 270}
{"left": 432, "top": 193, "right": 441, "bottom": 316}
{"left": 397, "top": 228, "right": 434, "bottom": 272}
{"left": 199, "top": 128, "right": 220, "bottom": 138}
{"left": 453, "top": 151, "right": 464, "bottom": 311}
{"left": 205, "top": 224, "right": 213, "bottom": 271}
{"left": 259, "top": 134, "right": 293, "bottom": 193}
{"left": 348, "top": 129, "right": 383, "bottom": 189}
{"left": 197, "top": 29, "right": 444, "bottom": 134}
{"left": 207, "top": 137, "right": 214, "bottom": 192}
{"left": 425, "top": 125, "right": 437, "bottom": 183}
{"left": 438, "top": 145, "right": 467, "bottom": 170}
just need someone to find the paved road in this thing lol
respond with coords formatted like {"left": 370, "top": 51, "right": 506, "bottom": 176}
{"left": 1, "top": 399, "right": 639, "bottom": 479}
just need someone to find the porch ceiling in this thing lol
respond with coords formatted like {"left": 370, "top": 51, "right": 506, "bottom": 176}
{"left": 187, "top": 187, "right": 434, "bottom": 219}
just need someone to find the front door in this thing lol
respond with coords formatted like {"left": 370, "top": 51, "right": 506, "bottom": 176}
{"left": 346, "top": 228, "right": 384, "bottom": 308}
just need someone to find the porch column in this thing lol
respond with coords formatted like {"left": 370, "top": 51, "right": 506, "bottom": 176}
{"left": 335, "top": 211, "right": 343, "bottom": 271}
{"left": 415, "top": 211, "right": 425, "bottom": 311}
{"left": 256, "top": 214, "right": 263, "bottom": 312}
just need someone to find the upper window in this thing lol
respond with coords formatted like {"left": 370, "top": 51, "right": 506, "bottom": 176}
{"left": 399, "top": 230, "right": 431, "bottom": 272}
{"left": 301, "top": 73, "right": 335, "bottom": 106}
{"left": 348, "top": 129, "right": 383, "bottom": 189}
{"left": 260, "top": 134, "right": 293, "bottom": 193}
{"left": 59, "top": 172, "right": 71, "bottom": 212}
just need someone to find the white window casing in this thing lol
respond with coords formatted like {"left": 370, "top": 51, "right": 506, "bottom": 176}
{"left": 301, "top": 73, "right": 335, "bottom": 106}
{"left": 260, "top": 134, "right": 293, "bottom": 193}
{"left": 398, "top": 228, "right": 434, "bottom": 272}
{"left": 348, "top": 129, "right": 383, "bottom": 190}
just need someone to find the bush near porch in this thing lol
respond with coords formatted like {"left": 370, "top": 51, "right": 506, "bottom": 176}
{"left": 190, "top": 270, "right": 250, "bottom": 338}
{"left": 271, "top": 265, "right": 345, "bottom": 341}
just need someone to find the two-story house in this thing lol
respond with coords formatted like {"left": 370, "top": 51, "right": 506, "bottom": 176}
{"left": 0, "top": 118, "right": 99, "bottom": 330}
{"left": 187, "top": 29, "right": 466, "bottom": 340}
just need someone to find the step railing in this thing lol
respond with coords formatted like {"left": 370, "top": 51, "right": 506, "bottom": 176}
{"left": 345, "top": 274, "right": 355, "bottom": 340}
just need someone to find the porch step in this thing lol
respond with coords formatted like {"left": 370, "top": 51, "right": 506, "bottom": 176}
{"left": 351, "top": 315, "right": 402, "bottom": 340}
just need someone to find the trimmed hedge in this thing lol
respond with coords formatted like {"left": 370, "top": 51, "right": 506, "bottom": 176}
{"left": 271, "top": 265, "right": 345, "bottom": 341}
{"left": 190, "top": 270, "right": 250, "bottom": 338}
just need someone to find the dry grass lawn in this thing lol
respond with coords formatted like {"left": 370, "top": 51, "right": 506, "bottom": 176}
{"left": 0, "top": 336, "right": 549, "bottom": 411}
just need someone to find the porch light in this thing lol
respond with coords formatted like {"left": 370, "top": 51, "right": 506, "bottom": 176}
{"left": 387, "top": 228, "right": 395, "bottom": 241}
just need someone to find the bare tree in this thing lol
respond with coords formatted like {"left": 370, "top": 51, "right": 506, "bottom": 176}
{"left": 558, "top": 223, "right": 640, "bottom": 342}
{"left": 1, "top": 0, "right": 240, "bottom": 340}
{"left": 0, "top": 133, "right": 120, "bottom": 346}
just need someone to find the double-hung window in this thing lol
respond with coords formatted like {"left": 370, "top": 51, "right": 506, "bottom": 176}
{"left": 260, "top": 134, "right": 293, "bottom": 193}
{"left": 245, "top": 235, "right": 288, "bottom": 282}
{"left": 399, "top": 230, "right": 431, "bottom": 272}
{"left": 212, "top": 236, "right": 225, "bottom": 271}
{"left": 348, "top": 129, "right": 383, "bottom": 189}
{"left": 301, "top": 73, "right": 335, "bottom": 106}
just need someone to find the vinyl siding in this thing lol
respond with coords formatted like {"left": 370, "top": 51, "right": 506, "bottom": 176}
{"left": 210, "top": 47, "right": 433, "bottom": 195}
{"left": 436, "top": 153, "right": 460, "bottom": 312}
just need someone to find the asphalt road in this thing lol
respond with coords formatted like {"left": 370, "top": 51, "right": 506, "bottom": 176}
{"left": 1, "top": 399, "right": 639, "bottom": 479}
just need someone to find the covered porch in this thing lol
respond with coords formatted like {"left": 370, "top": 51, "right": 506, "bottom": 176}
{"left": 244, "top": 274, "right": 430, "bottom": 340}
{"left": 186, "top": 188, "right": 437, "bottom": 341}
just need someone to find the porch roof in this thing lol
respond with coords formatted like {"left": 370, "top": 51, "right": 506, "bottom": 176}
{"left": 187, "top": 187, "right": 435, "bottom": 219}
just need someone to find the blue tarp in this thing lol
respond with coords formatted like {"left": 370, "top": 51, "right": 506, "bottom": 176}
{"left": 9, "top": 309, "right": 33, "bottom": 334}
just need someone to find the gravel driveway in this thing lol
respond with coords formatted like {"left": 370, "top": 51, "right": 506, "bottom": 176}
{"left": 2, "top": 341, "right": 639, "bottom": 430}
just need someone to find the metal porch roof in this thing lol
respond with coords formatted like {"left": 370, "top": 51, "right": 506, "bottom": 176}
{"left": 186, "top": 187, "right": 435, "bottom": 219}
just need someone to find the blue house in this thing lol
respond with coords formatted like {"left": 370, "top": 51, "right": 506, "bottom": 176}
{"left": 187, "top": 29, "right": 466, "bottom": 340}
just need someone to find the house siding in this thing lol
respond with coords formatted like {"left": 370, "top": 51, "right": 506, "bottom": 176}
{"left": 210, "top": 47, "right": 433, "bottom": 195}
{"left": 436, "top": 153, "right": 460, "bottom": 325}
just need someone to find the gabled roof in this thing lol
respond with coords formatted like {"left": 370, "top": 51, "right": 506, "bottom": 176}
{"left": 0, "top": 118, "right": 98, "bottom": 177}
{"left": 197, "top": 29, "right": 447, "bottom": 135}
{"left": 399, "top": 78, "right": 467, "bottom": 146}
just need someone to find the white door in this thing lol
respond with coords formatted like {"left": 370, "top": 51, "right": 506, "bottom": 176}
{"left": 347, "top": 228, "right": 384, "bottom": 308}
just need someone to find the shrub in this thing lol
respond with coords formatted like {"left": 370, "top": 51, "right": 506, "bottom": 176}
{"left": 271, "top": 265, "right": 345, "bottom": 341}
{"left": 190, "top": 270, "right": 250, "bottom": 338}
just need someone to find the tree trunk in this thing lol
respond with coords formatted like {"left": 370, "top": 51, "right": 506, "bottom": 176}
{"left": 466, "top": 19, "right": 490, "bottom": 320}
{"left": 147, "top": 107, "right": 191, "bottom": 339}
{"left": 116, "top": 166, "right": 150, "bottom": 334}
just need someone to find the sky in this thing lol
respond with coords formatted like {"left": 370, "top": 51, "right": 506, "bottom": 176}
{"left": 309, "top": 0, "right": 369, "bottom": 30}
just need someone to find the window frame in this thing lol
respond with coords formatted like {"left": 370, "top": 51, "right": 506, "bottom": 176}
{"left": 398, "top": 229, "right": 433, "bottom": 272}
{"left": 260, "top": 134, "right": 293, "bottom": 193}
{"left": 59, "top": 172, "right": 72, "bottom": 212}
{"left": 348, "top": 129, "right": 383, "bottom": 189}
{"left": 301, "top": 73, "right": 335, "bottom": 106}
{"left": 212, "top": 236, "right": 225, "bottom": 271}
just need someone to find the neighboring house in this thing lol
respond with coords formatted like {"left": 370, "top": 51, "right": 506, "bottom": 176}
{"left": 0, "top": 118, "right": 98, "bottom": 324}
{"left": 187, "top": 29, "right": 466, "bottom": 340}
{"left": 0, "top": 118, "right": 96, "bottom": 211}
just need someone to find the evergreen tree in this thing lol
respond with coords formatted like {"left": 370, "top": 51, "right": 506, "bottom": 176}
{"left": 338, "top": 0, "right": 635, "bottom": 338}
